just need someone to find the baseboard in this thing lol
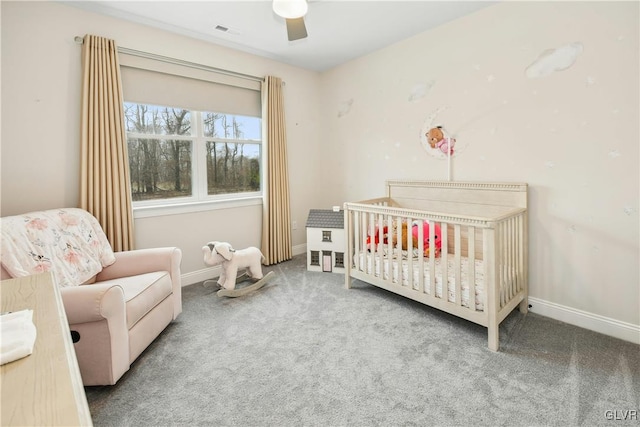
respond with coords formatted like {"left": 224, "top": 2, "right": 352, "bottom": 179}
{"left": 528, "top": 297, "right": 640, "bottom": 345}
{"left": 292, "top": 243, "right": 307, "bottom": 256}
{"left": 181, "top": 266, "right": 221, "bottom": 287}
{"left": 181, "top": 244, "right": 307, "bottom": 287}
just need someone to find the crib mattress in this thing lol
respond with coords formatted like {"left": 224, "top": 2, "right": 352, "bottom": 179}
{"left": 358, "top": 251, "right": 485, "bottom": 311}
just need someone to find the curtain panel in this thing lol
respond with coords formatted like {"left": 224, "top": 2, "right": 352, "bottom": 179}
{"left": 80, "top": 34, "right": 134, "bottom": 251}
{"left": 261, "top": 76, "right": 292, "bottom": 265}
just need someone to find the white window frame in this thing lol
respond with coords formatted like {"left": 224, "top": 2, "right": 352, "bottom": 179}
{"left": 126, "top": 109, "right": 263, "bottom": 219}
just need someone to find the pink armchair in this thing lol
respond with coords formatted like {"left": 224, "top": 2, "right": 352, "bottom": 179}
{"left": 0, "top": 208, "right": 182, "bottom": 385}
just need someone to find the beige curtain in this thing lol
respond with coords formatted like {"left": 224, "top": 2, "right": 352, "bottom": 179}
{"left": 261, "top": 76, "right": 292, "bottom": 265}
{"left": 80, "top": 34, "right": 134, "bottom": 251}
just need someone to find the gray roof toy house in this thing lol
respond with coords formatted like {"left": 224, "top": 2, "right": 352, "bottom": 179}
{"left": 305, "top": 209, "right": 344, "bottom": 229}
{"left": 305, "top": 209, "right": 345, "bottom": 273}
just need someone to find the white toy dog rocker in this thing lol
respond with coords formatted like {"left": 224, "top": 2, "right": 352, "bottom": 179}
{"left": 202, "top": 241, "right": 274, "bottom": 297}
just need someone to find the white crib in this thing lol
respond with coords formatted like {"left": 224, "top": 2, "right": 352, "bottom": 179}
{"left": 344, "top": 180, "right": 528, "bottom": 351}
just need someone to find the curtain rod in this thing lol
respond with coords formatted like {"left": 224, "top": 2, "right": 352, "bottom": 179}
{"left": 74, "top": 36, "right": 264, "bottom": 84}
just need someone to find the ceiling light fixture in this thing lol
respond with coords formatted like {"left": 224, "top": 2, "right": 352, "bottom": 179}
{"left": 272, "top": 0, "right": 308, "bottom": 19}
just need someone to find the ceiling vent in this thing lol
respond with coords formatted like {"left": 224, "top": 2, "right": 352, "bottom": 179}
{"left": 214, "top": 24, "right": 241, "bottom": 36}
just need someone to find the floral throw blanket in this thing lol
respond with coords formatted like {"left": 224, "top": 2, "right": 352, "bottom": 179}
{"left": 0, "top": 208, "right": 116, "bottom": 287}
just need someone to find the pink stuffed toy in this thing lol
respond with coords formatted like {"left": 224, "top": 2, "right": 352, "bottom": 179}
{"left": 427, "top": 126, "right": 455, "bottom": 156}
{"left": 436, "top": 137, "right": 455, "bottom": 155}
{"left": 411, "top": 221, "right": 442, "bottom": 257}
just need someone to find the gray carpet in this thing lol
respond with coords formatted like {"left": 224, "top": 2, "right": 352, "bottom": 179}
{"left": 85, "top": 255, "right": 640, "bottom": 426}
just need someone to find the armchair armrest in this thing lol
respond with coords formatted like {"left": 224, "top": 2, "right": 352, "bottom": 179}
{"left": 96, "top": 247, "right": 183, "bottom": 318}
{"left": 60, "top": 283, "right": 126, "bottom": 325}
{"left": 96, "top": 247, "right": 181, "bottom": 281}
{"left": 60, "top": 283, "right": 129, "bottom": 386}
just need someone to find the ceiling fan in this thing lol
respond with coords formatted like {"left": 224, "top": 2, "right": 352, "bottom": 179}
{"left": 273, "top": 0, "right": 309, "bottom": 41}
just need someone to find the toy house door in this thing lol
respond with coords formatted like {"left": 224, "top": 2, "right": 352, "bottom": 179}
{"left": 322, "top": 251, "right": 332, "bottom": 272}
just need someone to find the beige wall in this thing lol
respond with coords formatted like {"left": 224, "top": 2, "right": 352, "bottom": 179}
{"left": 0, "top": 1, "right": 323, "bottom": 275}
{"left": 319, "top": 2, "right": 639, "bottom": 327}
{"left": 1, "top": 1, "right": 638, "bottom": 336}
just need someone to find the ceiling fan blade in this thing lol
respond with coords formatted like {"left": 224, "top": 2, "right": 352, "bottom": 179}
{"left": 285, "top": 17, "right": 307, "bottom": 41}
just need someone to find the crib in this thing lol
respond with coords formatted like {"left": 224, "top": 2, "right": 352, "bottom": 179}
{"left": 344, "top": 180, "right": 528, "bottom": 351}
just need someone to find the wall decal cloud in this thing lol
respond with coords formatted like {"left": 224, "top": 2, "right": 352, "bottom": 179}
{"left": 408, "top": 81, "right": 434, "bottom": 102}
{"left": 337, "top": 99, "right": 353, "bottom": 118}
{"left": 525, "top": 42, "right": 584, "bottom": 78}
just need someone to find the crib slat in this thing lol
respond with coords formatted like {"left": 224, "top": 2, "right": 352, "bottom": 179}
{"left": 496, "top": 221, "right": 507, "bottom": 311}
{"left": 441, "top": 222, "right": 448, "bottom": 302}
{"left": 500, "top": 220, "right": 505, "bottom": 306}
{"left": 484, "top": 227, "right": 499, "bottom": 351}
{"left": 504, "top": 218, "right": 510, "bottom": 302}
{"left": 516, "top": 217, "right": 521, "bottom": 291}
{"left": 364, "top": 212, "right": 370, "bottom": 273}
{"left": 353, "top": 211, "right": 360, "bottom": 272}
{"left": 454, "top": 224, "right": 461, "bottom": 306}
{"left": 521, "top": 211, "right": 529, "bottom": 314}
{"left": 507, "top": 220, "right": 511, "bottom": 302}
{"left": 417, "top": 219, "right": 425, "bottom": 293}
{"left": 395, "top": 216, "right": 402, "bottom": 262}
{"left": 386, "top": 214, "right": 394, "bottom": 287}
{"left": 360, "top": 211, "right": 366, "bottom": 268}
{"left": 517, "top": 214, "right": 524, "bottom": 294}
{"left": 509, "top": 219, "right": 513, "bottom": 301}
{"left": 506, "top": 219, "right": 512, "bottom": 304}
{"left": 395, "top": 216, "right": 402, "bottom": 284}
{"left": 345, "top": 209, "right": 353, "bottom": 289}
{"left": 362, "top": 212, "right": 367, "bottom": 273}
{"left": 516, "top": 216, "right": 521, "bottom": 293}
{"left": 369, "top": 213, "right": 376, "bottom": 276}
{"left": 468, "top": 226, "right": 476, "bottom": 311}
{"left": 496, "top": 221, "right": 506, "bottom": 311}
{"left": 429, "top": 220, "right": 436, "bottom": 298}
{"left": 376, "top": 214, "right": 384, "bottom": 279}
{"left": 509, "top": 217, "right": 516, "bottom": 301}
{"left": 406, "top": 217, "right": 414, "bottom": 289}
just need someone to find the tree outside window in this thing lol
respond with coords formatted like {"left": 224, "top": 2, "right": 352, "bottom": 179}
{"left": 124, "top": 102, "right": 261, "bottom": 205}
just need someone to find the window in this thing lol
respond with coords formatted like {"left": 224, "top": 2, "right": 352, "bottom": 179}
{"left": 124, "top": 102, "right": 261, "bottom": 206}
{"left": 322, "top": 230, "right": 332, "bottom": 242}
{"left": 335, "top": 252, "right": 344, "bottom": 268}
{"left": 119, "top": 55, "right": 262, "bottom": 215}
{"left": 310, "top": 251, "right": 319, "bottom": 266}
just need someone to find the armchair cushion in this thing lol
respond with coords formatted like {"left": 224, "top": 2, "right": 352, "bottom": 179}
{"left": 0, "top": 208, "right": 115, "bottom": 287}
{"left": 99, "top": 272, "right": 172, "bottom": 329}
{"left": 98, "top": 247, "right": 183, "bottom": 319}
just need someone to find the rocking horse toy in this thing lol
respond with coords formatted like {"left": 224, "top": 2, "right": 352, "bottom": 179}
{"left": 202, "top": 241, "right": 274, "bottom": 297}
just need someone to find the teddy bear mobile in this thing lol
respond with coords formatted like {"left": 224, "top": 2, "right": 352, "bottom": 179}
{"left": 427, "top": 126, "right": 455, "bottom": 156}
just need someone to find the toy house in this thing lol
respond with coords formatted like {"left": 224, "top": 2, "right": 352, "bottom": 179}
{"left": 305, "top": 209, "right": 345, "bottom": 273}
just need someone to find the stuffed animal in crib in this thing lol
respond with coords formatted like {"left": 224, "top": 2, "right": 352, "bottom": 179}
{"left": 393, "top": 221, "right": 442, "bottom": 257}
{"left": 366, "top": 225, "right": 389, "bottom": 251}
{"left": 427, "top": 126, "right": 455, "bottom": 155}
{"left": 202, "top": 241, "right": 264, "bottom": 290}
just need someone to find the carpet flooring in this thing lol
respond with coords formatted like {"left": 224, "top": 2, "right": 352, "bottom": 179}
{"left": 85, "top": 255, "right": 639, "bottom": 426}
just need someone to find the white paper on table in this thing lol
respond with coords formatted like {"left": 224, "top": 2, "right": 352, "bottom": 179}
{"left": 0, "top": 309, "right": 37, "bottom": 365}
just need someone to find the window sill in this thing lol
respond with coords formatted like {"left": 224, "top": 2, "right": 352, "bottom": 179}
{"left": 132, "top": 196, "right": 263, "bottom": 219}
